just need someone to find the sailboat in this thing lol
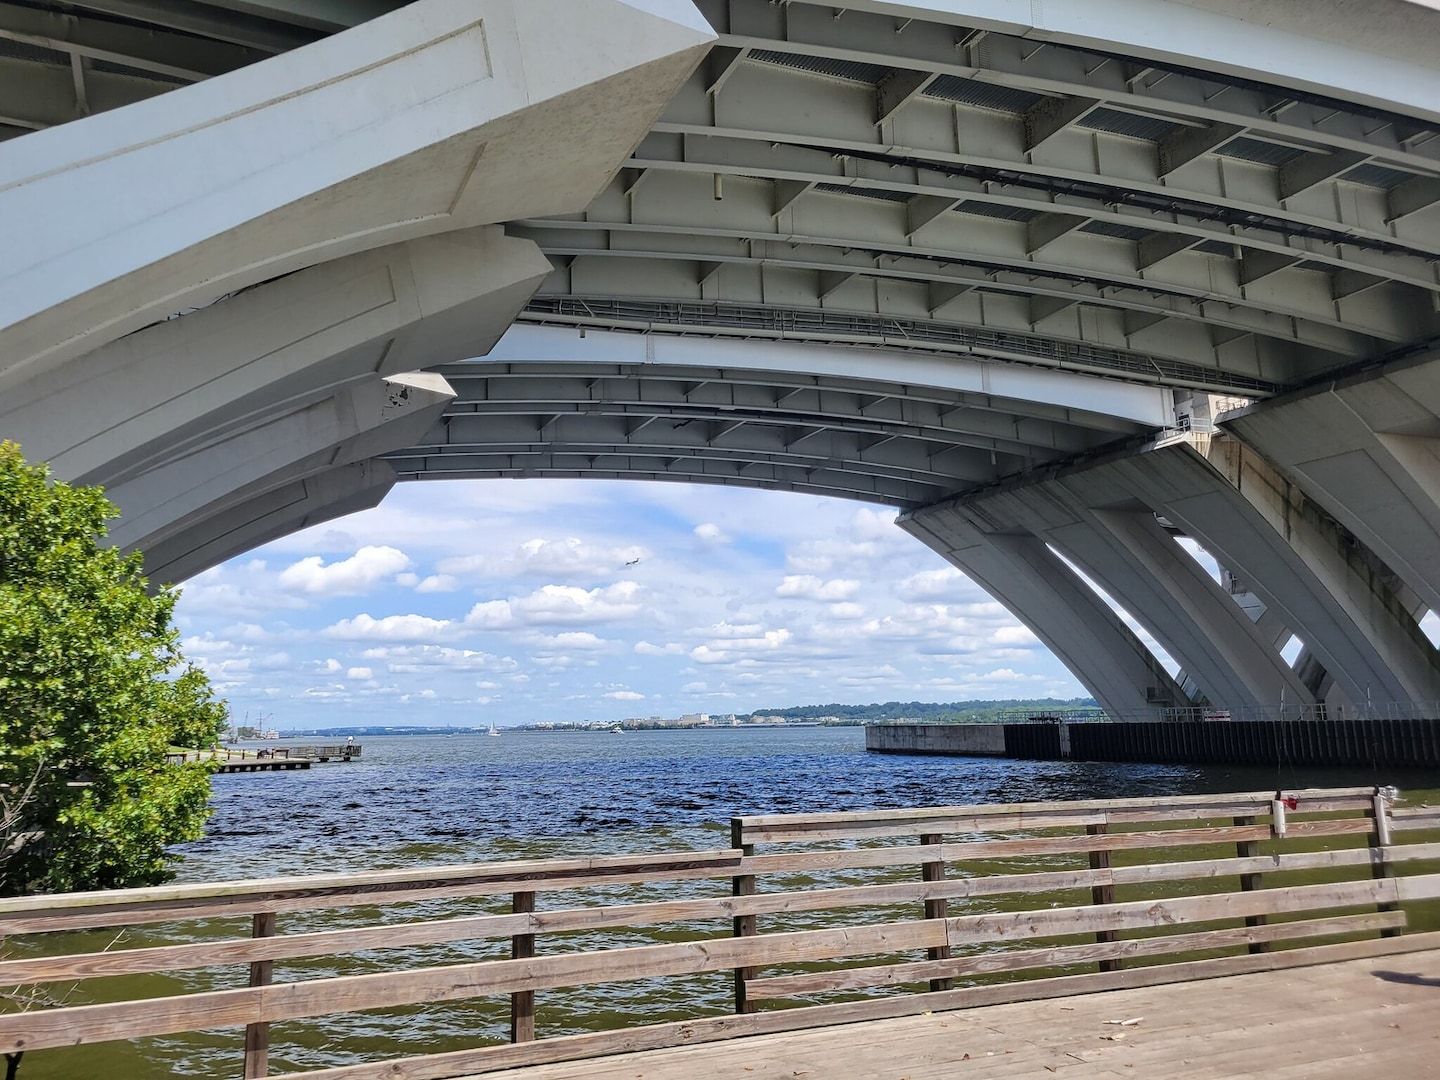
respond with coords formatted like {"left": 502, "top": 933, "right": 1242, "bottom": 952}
{"left": 487, "top": 720, "right": 500, "bottom": 737}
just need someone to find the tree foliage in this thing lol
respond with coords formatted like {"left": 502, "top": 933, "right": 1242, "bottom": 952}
{"left": 0, "top": 443, "right": 227, "bottom": 895}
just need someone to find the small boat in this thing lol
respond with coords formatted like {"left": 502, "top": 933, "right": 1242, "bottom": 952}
{"left": 610, "top": 725, "right": 624, "bottom": 734}
{"left": 487, "top": 720, "right": 500, "bottom": 737}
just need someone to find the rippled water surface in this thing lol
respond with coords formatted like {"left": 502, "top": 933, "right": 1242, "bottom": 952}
{"left": 13, "top": 727, "right": 1438, "bottom": 1078}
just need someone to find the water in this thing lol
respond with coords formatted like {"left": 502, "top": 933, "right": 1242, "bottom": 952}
{"left": 11, "top": 727, "right": 1439, "bottom": 1078}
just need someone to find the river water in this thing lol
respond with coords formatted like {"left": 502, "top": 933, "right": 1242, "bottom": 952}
{"left": 13, "top": 727, "right": 1439, "bottom": 1078}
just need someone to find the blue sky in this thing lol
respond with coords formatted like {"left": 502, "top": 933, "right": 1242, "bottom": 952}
{"left": 172, "top": 479, "right": 1095, "bottom": 728}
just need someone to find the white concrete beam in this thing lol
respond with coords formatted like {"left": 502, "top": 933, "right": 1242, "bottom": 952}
{"left": 107, "top": 372, "right": 454, "bottom": 555}
{"left": 0, "top": 0, "right": 713, "bottom": 387}
{"left": 144, "top": 460, "right": 397, "bottom": 584}
{"left": 484, "top": 323, "right": 1176, "bottom": 428}
{"left": 1, "top": 228, "right": 550, "bottom": 489}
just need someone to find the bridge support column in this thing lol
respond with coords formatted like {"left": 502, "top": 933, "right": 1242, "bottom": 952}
{"left": 1115, "top": 440, "right": 1440, "bottom": 705}
{"left": 901, "top": 505, "right": 1187, "bottom": 717}
{"left": 967, "top": 478, "right": 1313, "bottom": 710}
{"left": 1223, "top": 353, "right": 1440, "bottom": 616}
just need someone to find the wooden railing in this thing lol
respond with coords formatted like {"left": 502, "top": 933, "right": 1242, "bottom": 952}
{"left": 0, "top": 787, "right": 1437, "bottom": 1078}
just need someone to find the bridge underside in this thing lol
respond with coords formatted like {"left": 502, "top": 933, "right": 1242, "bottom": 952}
{"left": 5, "top": 0, "right": 1440, "bottom": 716}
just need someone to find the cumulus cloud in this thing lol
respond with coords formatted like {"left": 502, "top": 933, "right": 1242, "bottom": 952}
{"left": 529, "top": 631, "right": 609, "bottom": 651}
{"left": 465, "top": 581, "right": 644, "bottom": 629}
{"left": 776, "top": 575, "right": 860, "bottom": 602}
{"left": 604, "top": 689, "right": 645, "bottom": 701}
{"left": 694, "top": 523, "right": 730, "bottom": 545}
{"left": 346, "top": 666, "right": 373, "bottom": 681}
{"left": 415, "top": 574, "right": 459, "bottom": 594}
{"left": 358, "top": 644, "right": 517, "bottom": 674}
{"left": 634, "top": 640, "right": 684, "bottom": 656}
{"left": 279, "top": 546, "right": 412, "bottom": 596}
{"left": 439, "top": 538, "right": 648, "bottom": 581}
{"left": 897, "top": 567, "right": 972, "bottom": 601}
{"left": 691, "top": 628, "right": 793, "bottom": 665}
{"left": 992, "top": 624, "right": 1040, "bottom": 646}
{"left": 323, "top": 613, "right": 452, "bottom": 642}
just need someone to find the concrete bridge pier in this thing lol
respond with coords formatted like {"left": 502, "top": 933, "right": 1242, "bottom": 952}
{"left": 900, "top": 505, "right": 1188, "bottom": 717}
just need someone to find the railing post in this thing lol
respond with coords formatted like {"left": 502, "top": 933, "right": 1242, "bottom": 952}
{"left": 1085, "top": 823, "right": 1119, "bottom": 971}
{"left": 730, "top": 818, "right": 757, "bottom": 1014}
{"left": 243, "top": 912, "right": 276, "bottom": 1079}
{"left": 919, "top": 833, "right": 951, "bottom": 991}
{"left": 1370, "top": 788, "right": 1401, "bottom": 938}
{"left": 510, "top": 891, "right": 536, "bottom": 1043}
{"left": 1233, "top": 815, "right": 1268, "bottom": 953}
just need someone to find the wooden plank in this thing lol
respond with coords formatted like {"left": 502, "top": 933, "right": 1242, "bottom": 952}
{"left": 297, "top": 933, "right": 1440, "bottom": 1080}
{"left": 742, "top": 793, "right": 1377, "bottom": 833}
{"left": 243, "top": 912, "right": 276, "bottom": 1079}
{"left": 0, "top": 920, "right": 950, "bottom": 1052}
{"left": 0, "top": 853, "right": 745, "bottom": 935}
{"left": 739, "top": 824, "right": 1274, "bottom": 877}
{"left": 13, "top": 843, "right": 1437, "bottom": 986}
{"left": 919, "top": 833, "right": 951, "bottom": 991}
{"left": 0, "top": 849, "right": 744, "bottom": 925}
{"left": 730, "top": 819, "right": 757, "bottom": 1015}
{"left": 734, "top": 787, "right": 1378, "bottom": 829}
{"left": 943, "top": 875, "right": 1433, "bottom": 947}
{"left": 510, "top": 892, "right": 536, "bottom": 1045}
{"left": 1234, "top": 814, "right": 1268, "bottom": 954}
{"left": 745, "top": 910, "right": 1408, "bottom": 998}
{"left": 1086, "top": 823, "right": 1119, "bottom": 973}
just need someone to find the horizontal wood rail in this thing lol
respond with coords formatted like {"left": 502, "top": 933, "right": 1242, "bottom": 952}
{"left": 0, "top": 786, "right": 1432, "bottom": 1078}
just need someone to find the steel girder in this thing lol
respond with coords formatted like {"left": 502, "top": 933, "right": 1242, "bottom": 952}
{"left": 378, "top": 360, "right": 1148, "bottom": 507}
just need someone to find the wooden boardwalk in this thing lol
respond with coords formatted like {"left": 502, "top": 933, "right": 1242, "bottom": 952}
{"left": 483, "top": 949, "right": 1440, "bottom": 1079}
{"left": 1, "top": 786, "right": 1436, "bottom": 1078}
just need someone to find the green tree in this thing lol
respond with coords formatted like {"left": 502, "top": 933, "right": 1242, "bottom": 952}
{"left": 0, "top": 442, "right": 227, "bottom": 895}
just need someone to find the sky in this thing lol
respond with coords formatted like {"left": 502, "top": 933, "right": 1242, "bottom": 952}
{"left": 171, "top": 479, "right": 1097, "bottom": 729}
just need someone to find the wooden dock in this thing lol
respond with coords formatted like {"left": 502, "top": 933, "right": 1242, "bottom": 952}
{"left": 0, "top": 786, "right": 1436, "bottom": 1078}
{"left": 164, "top": 744, "right": 361, "bottom": 772}
{"left": 482, "top": 947, "right": 1440, "bottom": 1078}
{"left": 213, "top": 758, "right": 310, "bottom": 773}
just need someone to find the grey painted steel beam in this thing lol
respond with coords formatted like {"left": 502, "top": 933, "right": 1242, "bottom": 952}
{"left": 699, "top": 0, "right": 1440, "bottom": 172}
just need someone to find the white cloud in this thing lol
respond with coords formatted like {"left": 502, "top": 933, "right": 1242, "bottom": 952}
{"left": 604, "top": 689, "right": 645, "bottom": 701}
{"left": 694, "top": 523, "right": 730, "bottom": 545}
{"left": 415, "top": 574, "right": 459, "bottom": 594}
{"left": 466, "top": 581, "right": 644, "bottom": 629}
{"left": 279, "top": 546, "right": 412, "bottom": 596}
{"left": 992, "top": 625, "right": 1040, "bottom": 646}
{"left": 323, "top": 613, "right": 452, "bottom": 642}
{"left": 897, "top": 567, "right": 972, "bottom": 601}
{"left": 691, "top": 628, "right": 793, "bottom": 665}
{"left": 530, "top": 631, "right": 609, "bottom": 651}
{"left": 440, "top": 537, "right": 648, "bottom": 580}
{"left": 634, "top": 640, "right": 684, "bottom": 656}
{"left": 775, "top": 575, "right": 860, "bottom": 601}
{"left": 346, "top": 666, "right": 373, "bottom": 681}
{"left": 358, "top": 644, "right": 517, "bottom": 674}
{"left": 829, "top": 602, "right": 865, "bottom": 620}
